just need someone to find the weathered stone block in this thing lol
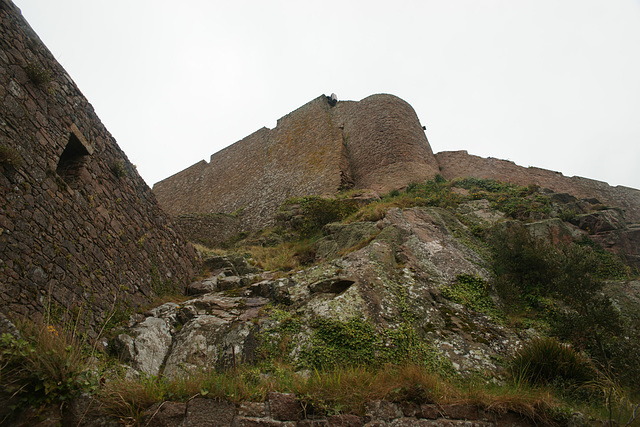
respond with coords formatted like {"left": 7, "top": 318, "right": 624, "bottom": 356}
{"left": 268, "top": 392, "right": 303, "bottom": 421}
{"left": 364, "top": 401, "right": 403, "bottom": 422}
{"left": 143, "top": 401, "right": 187, "bottom": 427}
{"left": 233, "top": 417, "right": 294, "bottom": 426}
{"left": 327, "top": 414, "right": 364, "bottom": 426}
{"left": 238, "top": 402, "right": 268, "bottom": 418}
{"left": 441, "top": 405, "right": 479, "bottom": 420}
{"left": 186, "top": 398, "right": 235, "bottom": 427}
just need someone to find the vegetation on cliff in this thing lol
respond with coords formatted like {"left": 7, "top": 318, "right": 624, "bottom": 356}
{"left": 2, "top": 177, "right": 639, "bottom": 425}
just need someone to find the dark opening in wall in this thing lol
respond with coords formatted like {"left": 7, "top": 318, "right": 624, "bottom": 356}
{"left": 56, "top": 126, "right": 92, "bottom": 188}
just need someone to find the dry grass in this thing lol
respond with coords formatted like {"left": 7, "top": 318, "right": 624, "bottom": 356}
{"left": 191, "top": 243, "right": 228, "bottom": 257}
{"left": 336, "top": 233, "right": 380, "bottom": 257}
{"left": 97, "top": 363, "right": 567, "bottom": 424}
{"left": 467, "top": 383, "right": 559, "bottom": 424}
{"left": 292, "top": 364, "right": 455, "bottom": 415}
{"left": 248, "top": 239, "right": 316, "bottom": 271}
{"left": 0, "top": 320, "right": 95, "bottom": 422}
{"left": 249, "top": 244, "right": 300, "bottom": 271}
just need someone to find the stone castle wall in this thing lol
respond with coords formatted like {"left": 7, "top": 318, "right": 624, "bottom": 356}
{"left": 155, "top": 95, "right": 640, "bottom": 231}
{"left": 0, "top": 0, "right": 200, "bottom": 329}
{"left": 436, "top": 150, "right": 640, "bottom": 223}
{"left": 153, "top": 93, "right": 440, "bottom": 229}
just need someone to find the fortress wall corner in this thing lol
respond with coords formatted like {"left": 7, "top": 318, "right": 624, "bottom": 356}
{"left": 153, "top": 95, "right": 348, "bottom": 230}
{"left": 0, "top": 1, "right": 200, "bottom": 329}
{"left": 153, "top": 160, "right": 209, "bottom": 216}
{"left": 153, "top": 94, "right": 442, "bottom": 231}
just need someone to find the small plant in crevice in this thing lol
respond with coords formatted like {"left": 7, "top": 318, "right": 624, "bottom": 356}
{"left": 24, "top": 62, "right": 52, "bottom": 85}
{"left": 110, "top": 161, "right": 127, "bottom": 178}
{"left": 0, "top": 145, "right": 23, "bottom": 167}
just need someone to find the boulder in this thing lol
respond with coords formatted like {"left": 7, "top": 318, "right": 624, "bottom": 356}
{"left": 113, "top": 315, "right": 173, "bottom": 376}
{"left": 570, "top": 209, "right": 626, "bottom": 234}
{"left": 187, "top": 276, "right": 218, "bottom": 296}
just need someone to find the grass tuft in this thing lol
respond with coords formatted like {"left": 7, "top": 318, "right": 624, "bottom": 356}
{"left": 508, "top": 336, "right": 598, "bottom": 389}
{"left": 0, "top": 321, "right": 97, "bottom": 421}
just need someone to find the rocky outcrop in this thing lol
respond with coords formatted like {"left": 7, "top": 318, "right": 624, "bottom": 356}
{"left": 114, "top": 207, "right": 522, "bottom": 379}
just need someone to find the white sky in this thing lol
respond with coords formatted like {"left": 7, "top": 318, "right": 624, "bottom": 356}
{"left": 13, "top": 0, "right": 640, "bottom": 190}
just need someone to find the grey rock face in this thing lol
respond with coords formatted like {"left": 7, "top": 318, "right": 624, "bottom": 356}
{"left": 114, "top": 316, "right": 173, "bottom": 376}
{"left": 114, "top": 205, "right": 640, "bottom": 380}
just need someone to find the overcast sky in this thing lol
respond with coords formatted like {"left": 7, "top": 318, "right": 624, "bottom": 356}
{"left": 13, "top": 0, "right": 640, "bottom": 190}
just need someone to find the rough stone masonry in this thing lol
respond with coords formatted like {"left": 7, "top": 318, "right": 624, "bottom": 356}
{"left": 153, "top": 94, "right": 640, "bottom": 232}
{"left": 0, "top": 0, "right": 199, "bottom": 330}
{"left": 153, "top": 93, "right": 442, "bottom": 230}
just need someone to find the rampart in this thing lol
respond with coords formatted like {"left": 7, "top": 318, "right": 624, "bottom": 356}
{"left": 436, "top": 150, "right": 640, "bottom": 223}
{"left": 0, "top": 0, "right": 199, "bottom": 330}
{"left": 153, "top": 93, "right": 440, "bottom": 229}
{"left": 154, "top": 96, "right": 640, "bottom": 232}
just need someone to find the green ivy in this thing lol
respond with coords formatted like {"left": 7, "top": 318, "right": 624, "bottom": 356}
{"left": 256, "top": 308, "right": 303, "bottom": 364}
{"left": 441, "top": 274, "right": 505, "bottom": 322}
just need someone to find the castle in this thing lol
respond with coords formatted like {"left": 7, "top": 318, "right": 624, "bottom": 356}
{"left": 154, "top": 94, "right": 640, "bottom": 231}
{"left": 2, "top": 0, "right": 639, "bottom": 330}
{"left": 0, "top": 0, "right": 199, "bottom": 329}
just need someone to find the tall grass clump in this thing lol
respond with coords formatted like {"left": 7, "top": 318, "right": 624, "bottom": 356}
{"left": 248, "top": 238, "right": 317, "bottom": 271}
{"left": 0, "top": 320, "right": 96, "bottom": 421}
{"left": 508, "top": 337, "right": 598, "bottom": 390}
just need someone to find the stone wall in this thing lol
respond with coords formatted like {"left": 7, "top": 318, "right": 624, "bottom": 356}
{"left": 174, "top": 213, "right": 244, "bottom": 248}
{"left": 153, "top": 94, "right": 439, "bottom": 230}
{"left": 64, "top": 394, "right": 542, "bottom": 426}
{"left": 135, "top": 397, "right": 540, "bottom": 426}
{"left": 436, "top": 150, "right": 640, "bottom": 223}
{"left": 154, "top": 90, "right": 640, "bottom": 236}
{"left": 0, "top": 0, "right": 200, "bottom": 329}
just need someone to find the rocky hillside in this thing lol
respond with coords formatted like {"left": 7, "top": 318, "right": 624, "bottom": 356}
{"left": 2, "top": 177, "right": 639, "bottom": 426}
{"left": 116, "top": 178, "right": 640, "bottom": 378}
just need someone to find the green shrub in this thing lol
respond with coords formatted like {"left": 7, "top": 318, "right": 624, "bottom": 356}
{"left": 509, "top": 337, "right": 597, "bottom": 388}
{"left": 454, "top": 177, "right": 516, "bottom": 193}
{"left": 282, "top": 196, "right": 359, "bottom": 237}
{"left": 575, "top": 236, "right": 636, "bottom": 280}
{"left": 490, "top": 225, "right": 558, "bottom": 304}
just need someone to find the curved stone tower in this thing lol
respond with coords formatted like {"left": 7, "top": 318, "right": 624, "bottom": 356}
{"left": 336, "top": 94, "right": 439, "bottom": 192}
{"left": 153, "top": 93, "right": 440, "bottom": 229}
